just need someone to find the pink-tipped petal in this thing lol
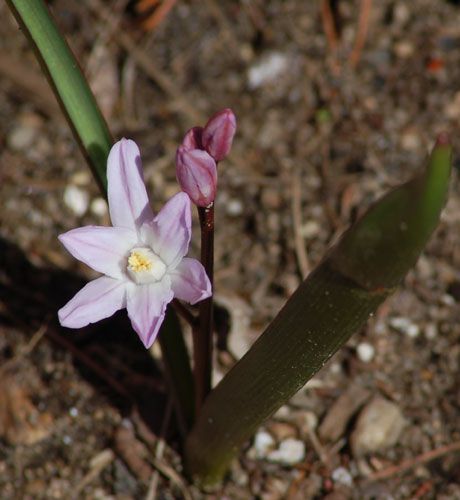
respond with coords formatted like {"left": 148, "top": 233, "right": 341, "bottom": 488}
{"left": 107, "top": 138, "right": 154, "bottom": 231}
{"left": 202, "top": 108, "right": 236, "bottom": 161}
{"left": 175, "top": 147, "right": 217, "bottom": 207}
{"left": 59, "top": 226, "right": 137, "bottom": 279}
{"left": 141, "top": 192, "right": 192, "bottom": 268}
{"left": 58, "top": 276, "right": 127, "bottom": 328}
{"left": 126, "top": 279, "right": 174, "bottom": 348}
{"left": 170, "top": 258, "right": 212, "bottom": 304}
{"left": 182, "top": 126, "right": 204, "bottom": 150}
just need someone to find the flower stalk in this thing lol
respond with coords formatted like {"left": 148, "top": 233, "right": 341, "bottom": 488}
{"left": 193, "top": 204, "right": 215, "bottom": 415}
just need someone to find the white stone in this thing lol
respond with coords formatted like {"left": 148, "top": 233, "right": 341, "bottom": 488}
{"left": 7, "top": 112, "right": 42, "bottom": 151}
{"left": 64, "top": 185, "right": 89, "bottom": 216}
{"left": 389, "top": 317, "right": 420, "bottom": 338}
{"left": 425, "top": 322, "right": 438, "bottom": 340}
{"left": 300, "top": 220, "right": 321, "bottom": 239}
{"left": 253, "top": 430, "right": 275, "bottom": 459}
{"left": 273, "top": 405, "right": 290, "bottom": 420}
{"left": 351, "top": 397, "right": 406, "bottom": 457}
{"left": 332, "top": 466, "right": 353, "bottom": 487}
{"left": 356, "top": 342, "right": 375, "bottom": 363}
{"left": 91, "top": 197, "right": 108, "bottom": 217}
{"left": 226, "top": 199, "right": 243, "bottom": 216}
{"left": 267, "top": 438, "right": 305, "bottom": 465}
{"left": 248, "top": 52, "right": 289, "bottom": 89}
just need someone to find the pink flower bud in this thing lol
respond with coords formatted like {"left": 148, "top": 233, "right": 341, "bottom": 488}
{"left": 182, "top": 126, "right": 203, "bottom": 151}
{"left": 202, "top": 108, "right": 236, "bottom": 162}
{"left": 176, "top": 146, "right": 217, "bottom": 207}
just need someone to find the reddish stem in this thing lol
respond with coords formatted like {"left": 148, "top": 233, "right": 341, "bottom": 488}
{"left": 193, "top": 204, "right": 214, "bottom": 416}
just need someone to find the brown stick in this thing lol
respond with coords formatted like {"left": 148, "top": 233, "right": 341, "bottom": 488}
{"left": 320, "top": 0, "right": 340, "bottom": 53}
{"left": 349, "top": 0, "right": 372, "bottom": 68}
{"left": 365, "top": 440, "right": 460, "bottom": 482}
{"left": 291, "top": 169, "right": 310, "bottom": 277}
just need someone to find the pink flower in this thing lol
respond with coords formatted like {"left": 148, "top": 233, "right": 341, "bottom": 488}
{"left": 176, "top": 146, "right": 217, "bottom": 207}
{"left": 201, "top": 108, "right": 236, "bottom": 162}
{"left": 58, "top": 139, "right": 211, "bottom": 348}
{"left": 176, "top": 109, "right": 236, "bottom": 206}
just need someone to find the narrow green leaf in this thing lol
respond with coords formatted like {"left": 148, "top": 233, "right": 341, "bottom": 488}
{"left": 6, "top": 0, "right": 112, "bottom": 190}
{"left": 184, "top": 137, "right": 452, "bottom": 487}
{"left": 6, "top": 0, "right": 195, "bottom": 433}
{"left": 159, "top": 309, "right": 195, "bottom": 436}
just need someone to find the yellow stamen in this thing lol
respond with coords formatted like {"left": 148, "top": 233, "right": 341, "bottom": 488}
{"left": 128, "top": 250, "right": 153, "bottom": 273}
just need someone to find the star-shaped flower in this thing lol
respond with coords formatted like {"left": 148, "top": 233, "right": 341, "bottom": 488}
{"left": 58, "top": 139, "right": 211, "bottom": 348}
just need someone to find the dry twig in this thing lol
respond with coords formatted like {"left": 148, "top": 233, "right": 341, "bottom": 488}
{"left": 320, "top": 0, "right": 340, "bottom": 53}
{"left": 0, "top": 322, "right": 48, "bottom": 374}
{"left": 350, "top": 0, "right": 372, "bottom": 68}
{"left": 365, "top": 440, "right": 460, "bottom": 482}
{"left": 85, "top": 0, "right": 204, "bottom": 124}
{"left": 291, "top": 169, "right": 310, "bottom": 277}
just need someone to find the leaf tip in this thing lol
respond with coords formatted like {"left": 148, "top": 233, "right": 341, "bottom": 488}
{"left": 435, "top": 131, "right": 450, "bottom": 147}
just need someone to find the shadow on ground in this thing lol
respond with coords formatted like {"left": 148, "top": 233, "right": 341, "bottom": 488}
{"left": 0, "top": 236, "right": 174, "bottom": 442}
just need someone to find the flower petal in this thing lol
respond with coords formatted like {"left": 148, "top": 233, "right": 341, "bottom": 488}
{"left": 141, "top": 192, "right": 191, "bottom": 268}
{"left": 126, "top": 278, "right": 174, "bottom": 348}
{"left": 59, "top": 226, "right": 137, "bottom": 279}
{"left": 170, "top": 257, "right": 212, "bottom": 304}
{"left": 107, "top": 138, "right": 154, "bottom": 230}
{"left": 58, "top": 276, "right": 127, "bottom": 328}
{"left": 175, "top": 147, "right": 217, "bottom": 207}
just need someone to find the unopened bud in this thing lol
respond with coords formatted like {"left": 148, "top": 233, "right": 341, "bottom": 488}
{"left": 176, "top": 146, "right": 217, "bottom": 207}
{"left": 182, "top": 126, "right": 203, "bottom": 150}
{"left": 202, "top": 108, "right": 236, "bottom": 162}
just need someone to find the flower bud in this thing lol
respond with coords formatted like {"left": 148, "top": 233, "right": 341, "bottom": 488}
{"left": 176, "top": 146, "right": 217, "bottom": 207}
{"left": 182, "top": 126, "right": 203, "bottom": 151}
{"left": 202, "top": 108, "right": 236, "bottom": 162}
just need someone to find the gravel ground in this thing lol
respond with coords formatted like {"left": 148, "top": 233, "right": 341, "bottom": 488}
{"left": 1, "top": 1, "right": 460, "bottom": 498}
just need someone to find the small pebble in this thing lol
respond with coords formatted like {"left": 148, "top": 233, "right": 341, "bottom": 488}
{"left": 64, "top": 185, "right": 89, "bottom": 216}
{"left": 247, "top": 52, "right": 289, "bottom": 89}
{"left": 267, "top": 438, "right": 305, "bottom": 465}
{"left": 425, "top": 322, "right": 438, "bottom": 340}
{"left": 91, "top": 197, "right": 108, "bottom": 217}
{"left": 351, "top": 397, "right": 406, "bottom": 457}
{"left": 226, "top": 199, "right": 243, "bottom": 216}
{"left": 273, "top": 405, "right": 290, "bottom": 420}
{"left": 71, "top": 171, "right": 91, "bottom": 186}
{"left": 332, "top": 466, "right": 353, "bottom": 487}
{"left": 69, "top": 407, "right": 79, "bottom": 418}
{"left": 400, "top": 128, "right": 421, "bottom": 151}
{"left": 394, "top": 3, "right": 410, "bottom": 25}
{"left": 440, "top": 294, "right": 455, "bottom": 306}
{"left": 268, "top": 422, "right": 297, "bottom": 441}
{"left": 356, "top": 342, "right": 375, "bottom": 363}
{"left": 389, "top": 317, "right": 420, "bottom": 338}
{"left": 8, "top": 111, "right": 43, "bottom": 149}
{"left": 62, "top": 435, "right": 73, "bottom": 445}
{"left": 301, "top": 220, "right": 321, "bottom": 239}
{"left": 394, "top": 41, "right": 414, "bottom": 58}
{"left": 253, "top": 430, "right": 275, "bottom": 459}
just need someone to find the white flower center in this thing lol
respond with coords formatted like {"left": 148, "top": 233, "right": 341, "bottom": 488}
{"left": 127, "top": 247, "right": 166, "bottom": 285}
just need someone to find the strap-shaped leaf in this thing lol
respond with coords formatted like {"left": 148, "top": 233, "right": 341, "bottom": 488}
{"left": 6, "top": 0, "right": 195, "bottom": 434}
{"left": 185, "top": 136, "right": 452, "bottom": 486}
{"left": 6, "top": 0, "right": 112, "bottom": 190}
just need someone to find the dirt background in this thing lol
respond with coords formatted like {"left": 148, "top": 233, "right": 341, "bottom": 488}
{"left": 1, "top": 0, "right": 460, "bottom": 498}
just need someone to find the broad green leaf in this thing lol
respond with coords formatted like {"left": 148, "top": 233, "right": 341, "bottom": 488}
{"left": 185, "top": 136, "right": 452, "bottom": 487}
